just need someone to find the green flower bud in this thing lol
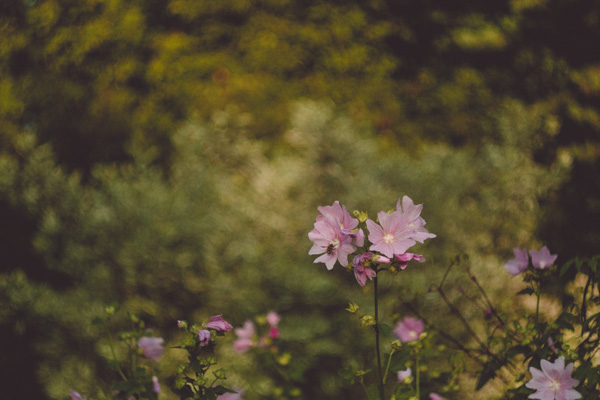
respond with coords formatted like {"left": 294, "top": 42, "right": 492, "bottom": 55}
{"left": 391, "top": 340, "right": 403, "bottom": 350}
{"left": 360, "top": 315, "right": 376, "bottom": 327}
{"left": 346, "top": 302, "right": 360, "bottom": 314}
{"left": 213, "top": 369, "right": 226, "bottom": 379}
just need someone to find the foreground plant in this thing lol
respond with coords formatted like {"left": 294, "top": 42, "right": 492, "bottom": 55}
{"left": 309, "top": 196, "right": 436, "bottom": 400}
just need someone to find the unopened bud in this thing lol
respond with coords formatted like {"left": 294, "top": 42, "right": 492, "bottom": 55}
{"left": 391, "top": 339, "right": 403, "bottom": 350}
{"left": 346, "top": 302, "right": 360, "bottom": 314}
{"left": 213, "top": 369, "right": 226, "bottom": 379}
{"left": 360, "top": 315, "right": 376, "bottom": 327}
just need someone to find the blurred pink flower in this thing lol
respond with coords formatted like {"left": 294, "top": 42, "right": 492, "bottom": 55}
{"left": 70, "top": 391, "right": 85, "bottom": 400}
{"left": 366, "top": 211, "right": 416, "bottom": 258}
{"left": 397, "top": 368, "right": 412, "bottom": 383}
{"left": 217, "top": 388, "right": 244, "bottom": 400}
{"left": 205, "top": 314, "right": 233, "bottom": 332}
{"left": 233, "top": 337, "right": 254, "bottom": 353}
{"left": 266, "top": 311, "right": 280, "bottom": 327}
{"left": 138, "top": 336, "right": 164, "bottom": 362}
{"left": 395, "top": 252, "right": 425, "bottom": 270}
{"left": 353, "top": 253, "right": 377, "bottom": 287}
{"left": 548, "top": 337, "right": 558, "bottom": 353}
{"left": 152, "top": 376, "right": 161, "bottom": 394}
{"left": 309, "top": 216, "right": 356, "bottom": 269}
{"left": 198, "top": 329, "right": 211, "bottom": 346}
{"left": 396, "top": 196, "right": 436, "bottom": 243}
{"left": 530, "top": 246, "right": 558, "bottom": 270}
{"left": 233, "top": 321, "right": 255, "bottom": 353}
{"left": 505, "top": 248, "right": 529, "bottom": 276}
{"left": 269, "top": 326, "right": 280, "bottom": 339}
{"left": 394, "top": 317, "right": 424, "bottom": 343}
{"left": 526, "top": 357, "right": 580, "bottom": 400}
{"left": 429, "top": 393, "right": 444, "bottom": 400}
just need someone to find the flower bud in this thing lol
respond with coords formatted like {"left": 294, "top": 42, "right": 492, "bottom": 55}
{"left": 346, "top": 302, "right": 360, "bottom": 314}
{"left": 360, "top": 315, "right": 376, "bottom": 327}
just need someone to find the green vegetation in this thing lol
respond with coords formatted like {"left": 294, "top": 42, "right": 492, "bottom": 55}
{"left": 1, "top": 0, "right": 599, "bottom": 399}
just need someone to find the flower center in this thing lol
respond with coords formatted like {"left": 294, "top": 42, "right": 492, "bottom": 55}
{"left": 548, "top": 379, "right": 561, "bottom": 392}
{"left": 326, "top": 238, "right": 340, "bottom": 254}
{"left": 383, "top": 233, "right": 395, "bottom": 244}
{"left": 539, "top": 261, "right": 546, "bottom": 268}
{"left": 409, "top": 330, "right": 418, "bottom": 339}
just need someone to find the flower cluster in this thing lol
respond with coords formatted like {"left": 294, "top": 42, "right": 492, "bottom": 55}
{"left": 233, "top": 311, "right": 281, "bottom": 353}
{"left": 308, "top": 196, "right": 435, "bottom": 286}
{"left": 504, "top": 246, "right": 558, "bottom": 276}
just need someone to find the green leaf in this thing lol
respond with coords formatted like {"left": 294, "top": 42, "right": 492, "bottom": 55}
{"left": 476, "top": 361, "right": 500, "bottom": 390}
{"left": 517, "top": 287, "right": 534, "bottom": 296}
{"left": 389, "top": 347, "right": 411, "bottom": 372}
{"left": 379, "top": 323, "right": 392, "bottom": 337}
{"left": 365, "top": 384, "right": 379, "bottom": 400}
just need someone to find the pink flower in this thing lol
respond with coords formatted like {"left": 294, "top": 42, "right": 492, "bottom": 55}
{"left": 316, "top": 201, "right": 364, "bottom": 247}
{"left": 152, "top": 376, "right": 161, "bottom": 394}
{"left": 394, "top": 317, "right": 424, "bottom": 343}
{"left": 233, "top": 321, "right": 255, "bottom": 353}
{"left": 217, "top": 388, "right": 244, "bottom": 400}
{"left": 548, "top": 337, "right": 558, "bottom": 353}
{"left": 395, "top": 252, "right": 425, "bottom": 270}
{"left": 429, "top": 393, "right": 444, "bottom": 400}
{"left": 138, "top": 336, "right": 164, "bottom": 362}
{"left": 505, "top": 248, "right": 530, "bottom": 276}
{"left": 526, "top": 357, "right": 581, "bottom": 400}
{"left": 396, "top": 196, "right": 436, "bottom": 243}
{"left": 366, "top": 211, "right": 416, "bottom": 258}
{"left": 269, "top": 326, "right": 280, "bottom": 339}
{"left": 198, "top": 329, "right": 211, "bottom": 346}
{"left": 70, "top": 391, "right": 85, "bottom": 400}
{"left": 530, "top": 246, "right": 558, "bottom": 270}
{"left": 309, "top": 216, "right": 356, "bottom": 269}
{"left": 205, "top": 314, "right": 233, "bottom": 332}
{"left": 353, "top": 253, "right": 378, "bottom": 287}
{"left": 233, "top": 337, "right": 254, "bottom": 353}
{"left": 397, "top": 368, "right": 412, "bottom": 383}
{"left": 266, "top": 311, "right": 280, "bottom": 327}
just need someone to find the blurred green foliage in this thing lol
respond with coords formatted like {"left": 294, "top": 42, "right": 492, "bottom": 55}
{"left": 0, "top": 0, "right": 599, "bottom": 398}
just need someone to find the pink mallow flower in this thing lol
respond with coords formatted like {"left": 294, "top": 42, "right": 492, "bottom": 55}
{"left": 70, "top": 391, "right": 85, "bottom": 400}
{"left": 366, "top": 211, "right": 416, "bottom": 258}
{"left": 394, "top": 317, "right": 424, "bottom": 343}
{"left": 397, "top": 368, "right": 412, "bottom": 383}
{"left": 269, "top": 326, "right": 280, "bottom": 339}
{"left": 266, "top": 311, "right": 280, "bottom": 327}
{"left": 217, "top": 388, "right": 244, "bottom": 400}
{"left": 530, "top": 246, "right": 558, "bottom": 270}
{"left": 429, "top": 393, "right": 444, "bottom": 400}
{"left": 198, "top": 329, "right": 211, "bottom": 346}
{"left": 309, "top": 215, "right": 356, "bottom": 269}
{"left": 505, "top": 248, "right": 530, "bottom": 276}
{"left": 352, "top": 253, "right": 378, "bottom": 287}
{"left": 316, "top": 201, "right": 364, "bottom": 247}
{"left": 396, "top": 196, "right": 436, "bottom": 243}
{"left": 233, "top": 320, "right": 256, "bottom": 353}
{"left": 395, "top": 252, "right": 425, "bottom": 270}
{"left": 205, "top": 314, "right": 233, "bottom": 332}
{"left": 152, "top": 376, "right": 161, "bottom": 394}
{"left": 138, "top": 336, "right": 164, "bottom": 362}
{"left": 526, "top": 357, "right": 581, "bottom": 400}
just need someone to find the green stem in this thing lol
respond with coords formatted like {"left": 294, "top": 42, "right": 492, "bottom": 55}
{"left": 382, "top": 349, "right": 396, "bottom": 385}
{"left": 416, "top": 351, "right": 420, "bottom": 400}
{"left": 107, "top": 334, "right": 128, "bottom": 381}
{"left": 374, "top": 276, "right": 384, "bottom": 400}
{"left": 535, "top": 283, "right": 540, "bottom": 326}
